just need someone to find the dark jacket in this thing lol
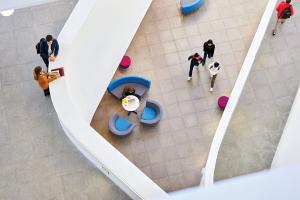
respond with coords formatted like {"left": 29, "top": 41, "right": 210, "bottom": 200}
{"left": 203, "top": 42, "right": 215, "bottom": 55}
{"left": 40, "top": 39, "right": 59, "bottom": 59}
{"left": 188, "top": 55, "right": 201, "bottom": 67}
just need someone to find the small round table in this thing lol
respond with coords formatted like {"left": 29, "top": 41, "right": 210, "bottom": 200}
{"left": 119, "top": 55, "right": 131, "bottom": 69}
{"left": 218, "top": 96, "right": 229, "bottom": 110}
{"left": 122, "top": 95, "right": 140, "bottom": 115}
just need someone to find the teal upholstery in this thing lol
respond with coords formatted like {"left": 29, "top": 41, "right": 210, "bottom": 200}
{"left": 140, "top": 100, "right": 163, "bottom": 125}
{"left": 115, "top": 117, "right": 131, "bottom": 131}
{"left": 109, "top": 113, "right": 136, "bottom": 136}
{"left": 141, "top": 107, "right": 157, "bottom": 120}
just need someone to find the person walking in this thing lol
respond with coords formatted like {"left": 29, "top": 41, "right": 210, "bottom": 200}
{"left": 202, "top": 39, "right": 215, "bottom": 66}
{"left": 208, "top": 62, "right": 221, "bottom": 92}
{"left": 37, "top": 35, "right": 59, "bottom": 70}
{"left": 33, "top": 66, "right": 59, "bottom": 96}
{"left": 272, "top": 0, "right": 294, "bottom": 36}
{"left": 187, "top": 53, "right": 202, "bottom": 81}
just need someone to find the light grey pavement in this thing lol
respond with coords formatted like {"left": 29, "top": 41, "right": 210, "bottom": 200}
{"left": 214, "top": 0, "right": 300, "bottom": 181}
{"left": 0, "top": 1, "right": 130, "bottom": 199}
{"left": 91, "top": 0, "right": 268, "bottom": 192}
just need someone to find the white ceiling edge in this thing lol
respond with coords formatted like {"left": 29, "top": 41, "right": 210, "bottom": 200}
{"left": 0, "top": 0, "right": 59, "bottom": 11}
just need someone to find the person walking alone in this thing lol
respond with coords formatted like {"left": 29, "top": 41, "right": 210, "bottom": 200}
{"left": 208, "top": 62, "right": 221, "bottom": 92}
{"left": 272, "top": 0, "right": 294, "bottom": 36}
{"left": 37, "top": 35, "right": 60, "bottom": 70}
{"left": 202, "top": 39, "right": 215, "bottom": 66}
{"left": 187, "top": 53, "right": 202, "bottom": 81}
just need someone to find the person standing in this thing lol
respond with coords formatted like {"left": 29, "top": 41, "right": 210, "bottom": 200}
{"left": 33, "top": 66, "right": 59, "bottom": 96}
{"left": 272, "top": 0, "right": 294, "bottom": 36}
{"left": 38, "top": 35, "right": 60, "bottom": 70}
{"left": 208, "top": 62, "right": 221, "bottom": 92}
{"left": 202, "top": 39, "right": 215, "bottom": 66}
{"left": 187, "top": 53, "right": 202, "bottom": 81}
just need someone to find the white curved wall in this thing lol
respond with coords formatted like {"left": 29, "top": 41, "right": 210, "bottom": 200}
{"left": 271, "top": 87, "right": 300, "bottom": 169}
{"left": 201, "top": 0, "right": 277, "bottom": 186}
{"left": 50, "top": 0, "right": 168, "bottom": 199}
{"left": 65, "top": 0, "right": 152, "bottom": 122}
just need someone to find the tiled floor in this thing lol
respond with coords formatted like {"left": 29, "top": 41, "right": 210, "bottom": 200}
{"left": 0, "top": 1, "right": 130, "bottom": 199}
{"left": 214, "top": 0, "right": 300, "bottom": 181}
{"left": 91, "top": 0, "right": 268, "bottom": 192}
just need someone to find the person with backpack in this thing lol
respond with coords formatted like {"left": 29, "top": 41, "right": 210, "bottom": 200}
{"left": 33, "top": 66, "right": 59, "bottom": 96}
{"left": 187, "top": 53, "right": 202, "bottom": 81}
{"left": 208, "top": 62, "right": 221, "bottom": 92}
{"left": 36, "top": 35, "right": 59, "bottom": 70}
{"left": 272, "top": 0, "right": 294, "bottom": 36}
{"left": 202, "top": 39, "right": 215, "bottom": 66}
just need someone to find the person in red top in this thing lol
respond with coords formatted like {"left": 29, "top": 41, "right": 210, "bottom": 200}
{"left": 273, "top": 0, "right": 295, "bottom": 36}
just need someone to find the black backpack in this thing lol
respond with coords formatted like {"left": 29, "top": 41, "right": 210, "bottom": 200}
{"left": 35, "top": 38, "right": 45, "bottom": 54}
{"left": 281, "top": 5, "right": 292, "bottom": 19}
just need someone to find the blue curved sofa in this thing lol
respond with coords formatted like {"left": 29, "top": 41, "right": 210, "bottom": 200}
{"left": 107, "top": 76, "right": 151, "bottom": 100}
{"left": 180, "top": 0, "right": 204, "bottom": 14}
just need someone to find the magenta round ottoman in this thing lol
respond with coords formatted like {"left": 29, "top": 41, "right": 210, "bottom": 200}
{"left": 119, "top": 55, "right": 131, "bottom": 69}
{"left": 218, "top": 96, "right": 229, "bottom": 110}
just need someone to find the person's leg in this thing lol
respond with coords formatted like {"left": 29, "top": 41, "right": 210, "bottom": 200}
{"left": 188, "top": 64, "right": 194, "bottom": 80}
{"left": 202, "top": 52, "right": 207, "bottom": 66}
{"left": 210, "top": 75, "right": 217, "bottom": 91}
{"left": 273, "top": 18, "right": 281, "bottom": 36}
{"left": 44, "top": 88, "right": 50, "bottom": 96}
{"left": 42, "top": 57, "right": 49, "bottom": 70}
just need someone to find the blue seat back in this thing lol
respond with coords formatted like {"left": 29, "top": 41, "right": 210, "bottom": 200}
{"left": 107, "top": 76, "right": 151, "bottom": 92}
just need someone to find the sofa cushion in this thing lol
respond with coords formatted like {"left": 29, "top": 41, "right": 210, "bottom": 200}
{"left": 115, "top": 117, "right": 131, "bottom": 131}
{"left": 142, "top": 107, "right": 157, "bottom": 120}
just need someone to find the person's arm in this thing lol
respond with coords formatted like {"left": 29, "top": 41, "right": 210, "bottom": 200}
{"left": 211, "top": 45, "right": 215, "bottom": 56}
{"left": 276, "top": 3, "right": 281, "bottom": 12}
{"left": 188, "top": 55, "right": 192, "bottom": 60}
{"left": 47, "top": 74, "right": 58, "bottom": 83}
{"left": 53, "top": 39, "right": 59, "bottom": 57}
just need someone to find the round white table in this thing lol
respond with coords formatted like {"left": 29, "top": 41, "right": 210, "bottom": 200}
{"left": 122, "top": 95, "right": 140, "bottom": 115}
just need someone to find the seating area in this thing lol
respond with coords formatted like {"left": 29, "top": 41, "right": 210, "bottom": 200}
{"left": 107, "top": 76, "right": 151, "bottom": 100}
{"left": 180, "top": 0, "right": 204, "bottom": 14}
{"left": 109, "top": 113, "right": 136, "bottom": 136}
{"left": 141, "top": 100, "right": 163, "bottom": 125}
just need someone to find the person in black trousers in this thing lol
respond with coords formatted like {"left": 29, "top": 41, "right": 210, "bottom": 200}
{"left": 187, "top": 53, "right": 202, "bottom": 81}
{"left": 202, "top": 39, "right": 215, "bottom": 66}
{"left": 39, "top": 35, "right": 59, "bottom": 70}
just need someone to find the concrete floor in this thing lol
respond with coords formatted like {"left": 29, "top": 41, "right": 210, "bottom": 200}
{"left": 0, "top": 1, "right": 130, "bottom": 199}
{"left": 91, "top": 0, "right": 268, "bottom": 192}
{"left": 214, "top": 0, "right": 300, "bottom": 181}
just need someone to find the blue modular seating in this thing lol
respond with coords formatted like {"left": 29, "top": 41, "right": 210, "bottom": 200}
{"left": 180, "top": 0, "right": 204, "bottom": 14}
{"left": 140, "top": 100, "right": 163, "bottom": 125}
{"left": 107, "top": 76, "right": 151, "bottom": 100}
{"left": 109, "top": 113, "right": 136, "bottom": 136}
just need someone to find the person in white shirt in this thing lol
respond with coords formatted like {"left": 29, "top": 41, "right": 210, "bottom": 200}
{"left": 208, "top": 62, "right": 221, "bottom": 92}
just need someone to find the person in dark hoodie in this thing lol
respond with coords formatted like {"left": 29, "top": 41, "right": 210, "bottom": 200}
{"left": 202, "top": 39, "right": 215, "bottom": 66}
{"left": 39, "top": 35, "right": 59, "bottom": 70}
{"left": 187, "top": 53, "right": 202, "bottom": 81}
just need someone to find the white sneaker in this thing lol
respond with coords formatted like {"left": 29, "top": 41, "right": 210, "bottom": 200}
{"left": 209, "top": 88, "right": 214, "bottom": 92}
{"left": 187, "top": 76, "right": 192, "bottom": 81}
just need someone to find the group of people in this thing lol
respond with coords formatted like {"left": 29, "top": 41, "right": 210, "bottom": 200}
{"left": 33, "top": 35, "right": 60, "bottom": 96}
{"left": 187, "top": 0, "right": 295, "bottom": 92}
{"left": 187, "top": 39, "right": 220, "bottom": 92}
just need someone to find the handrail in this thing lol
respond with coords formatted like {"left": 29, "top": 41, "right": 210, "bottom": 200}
{"left": 201, "top": 0, "right": 278, "bottom": 186}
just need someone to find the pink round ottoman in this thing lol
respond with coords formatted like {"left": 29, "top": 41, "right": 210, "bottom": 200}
{"left": 218, "top": 96, "right": 229, "bottom": 110}
{"left": 119, "top": 55, "right": 131, "bottom": 69}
